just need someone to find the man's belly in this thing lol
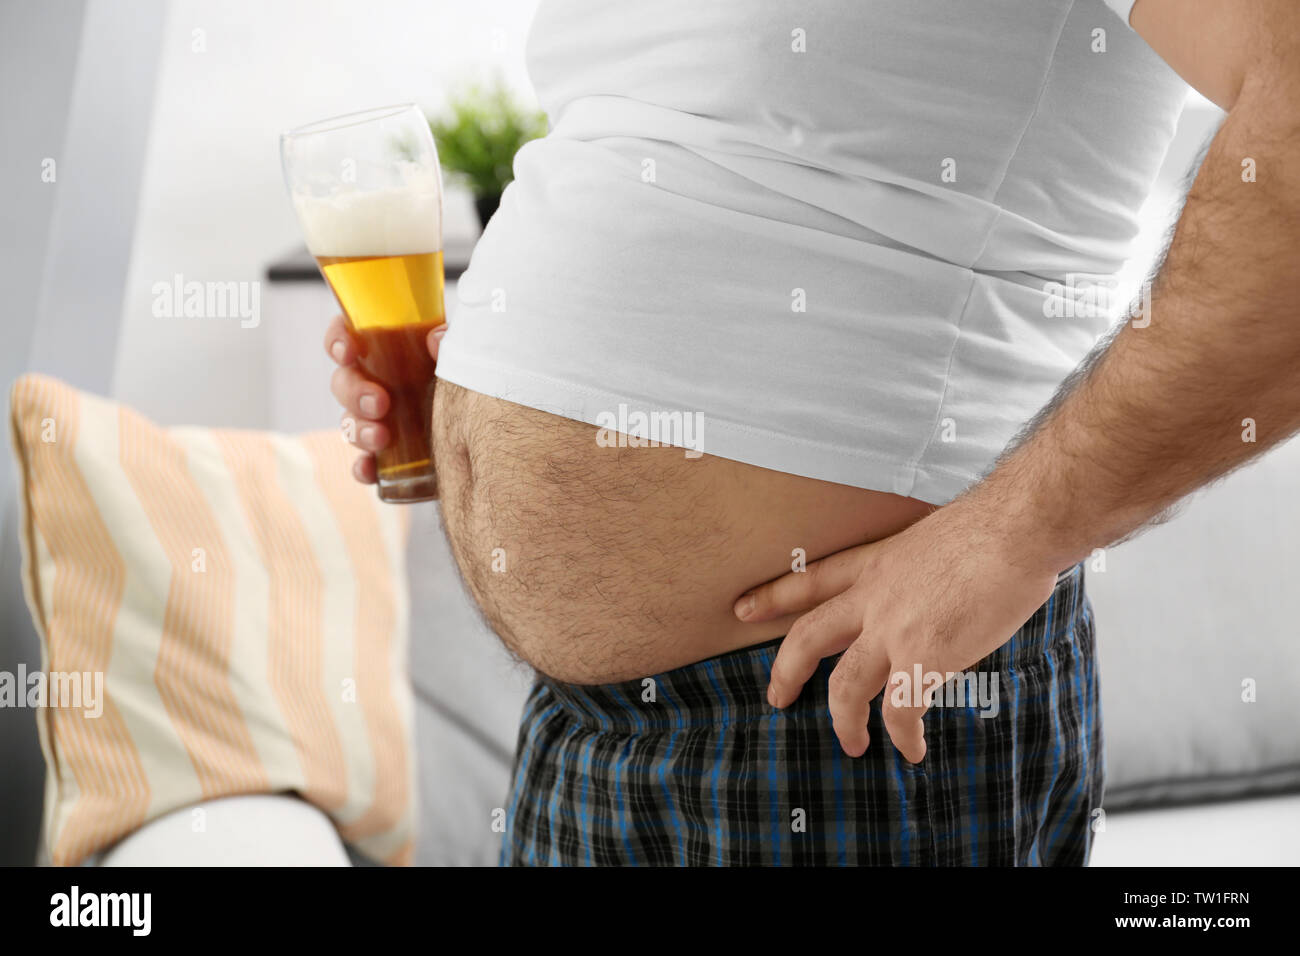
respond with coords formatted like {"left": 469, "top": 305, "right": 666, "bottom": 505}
{"left": 431, "top": 380, "right": 935, "bottom": 683}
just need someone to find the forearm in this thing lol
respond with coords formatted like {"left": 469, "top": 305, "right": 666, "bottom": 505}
{"left": 964, "top": 56, "right": 1300, "bottom": 571}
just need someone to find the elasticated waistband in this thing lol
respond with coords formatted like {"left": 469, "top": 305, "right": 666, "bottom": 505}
{"left": 537, "top": 562, "right": 1087, "bottom": 732}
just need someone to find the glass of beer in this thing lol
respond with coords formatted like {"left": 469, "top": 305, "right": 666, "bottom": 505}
{"left": 280, "top": 104, "right": 445, "bottom": 503}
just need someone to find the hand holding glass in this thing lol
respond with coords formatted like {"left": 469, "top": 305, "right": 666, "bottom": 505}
{"left": 281, "top": 104, "right": 445, "bottom": 503}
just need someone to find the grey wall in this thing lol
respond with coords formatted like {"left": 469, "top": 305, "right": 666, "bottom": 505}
{"left": 0, "top": 0, "right": 86, "bottom": 504}
{"left": 0, "top": 0, "right": 166, "bottom": 865}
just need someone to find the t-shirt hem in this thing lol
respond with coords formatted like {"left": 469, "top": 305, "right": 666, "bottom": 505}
{"left": 435, "top": 352, "right": 976, "bottom": 507}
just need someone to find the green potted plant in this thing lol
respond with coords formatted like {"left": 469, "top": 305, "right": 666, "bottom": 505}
{"left": 428, "top": 80, "right": 547, "bottom": 230}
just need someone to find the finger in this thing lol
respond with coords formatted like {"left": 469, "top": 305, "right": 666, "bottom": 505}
{"left": 351, "top": 452, "right": 378, "bottom": 485}
{"left": 827, "top": 636, "right": 891, "bottom": 758}
{"left": 330, "top": 365, "right": 390, "bottom": 421}
{"left": 767, "top": 589, "right": 864, "bottom": 708}
{"left": 324, "top": 315, "right": 359, "bottom": 366}
{"left": 427, "top": 322, "right": 448, "bottom": 361}
{"left": 341, "top": 412, "right": 390, "bottom": 453}
{"left": 882, "top": 677, "right": 929, "bottom": 764}
{"left": 735, "top": 545, "right": 870, "bottom": 623}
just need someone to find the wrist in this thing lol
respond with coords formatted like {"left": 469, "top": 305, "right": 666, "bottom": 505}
{"left": 946, "top": 465, "right": 1084, "bottom": 577}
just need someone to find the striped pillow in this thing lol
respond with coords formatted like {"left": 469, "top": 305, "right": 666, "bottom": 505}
{"left": 8, "top": 374, "right": 415, "bottom": 866}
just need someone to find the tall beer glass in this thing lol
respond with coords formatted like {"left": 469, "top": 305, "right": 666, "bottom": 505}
{"left": 281, "top": 104, "right": 445, "bottom": 503}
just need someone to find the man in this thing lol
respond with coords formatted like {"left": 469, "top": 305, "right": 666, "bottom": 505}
{"left": 329, "top": 0, "right": 1300, "bottom": 864}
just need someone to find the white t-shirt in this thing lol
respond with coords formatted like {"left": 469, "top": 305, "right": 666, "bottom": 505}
{"left": 1104, "top": 0, "right": 1139, "bottom": 26}
{"left": 436, "top": 0, "right": 1186, "bottom": 505}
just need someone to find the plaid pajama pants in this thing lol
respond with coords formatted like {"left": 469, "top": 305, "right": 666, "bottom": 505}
{"left": 500, "top": 562, "right": 1102, "bottom": 866}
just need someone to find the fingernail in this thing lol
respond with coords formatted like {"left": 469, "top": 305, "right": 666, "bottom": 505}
{"left": 734, "top": 593, "right": 754, "bottom": 621}
{"left": 431, "top": 324, "right": 448, "bottom": 340}
{"left": 331, "top": 340, "right": 346, "bottom": 363}
{"left": 766, "top": 684, "right": 778, "bottom": 708}
{"left": 359, "top": 425, "right": 376, "bottom": 447}
{"left": 360, "top": 394, "right": 379, "bottom": 417}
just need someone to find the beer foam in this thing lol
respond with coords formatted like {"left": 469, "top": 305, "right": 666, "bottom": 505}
{"left": 293, "top": 166, "right": 442, "bottom": 257}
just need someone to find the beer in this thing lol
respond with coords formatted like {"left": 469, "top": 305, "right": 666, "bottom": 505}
{"left": 317, "top": 251, "right": 445, "bottom": 495}
{"left": 281, "top": 103, "right": 447, "bottom": 503}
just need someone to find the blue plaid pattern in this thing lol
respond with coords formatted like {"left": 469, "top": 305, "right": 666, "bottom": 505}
{"left": 500, "top": 562, "right": 1102, "bottom": 866}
